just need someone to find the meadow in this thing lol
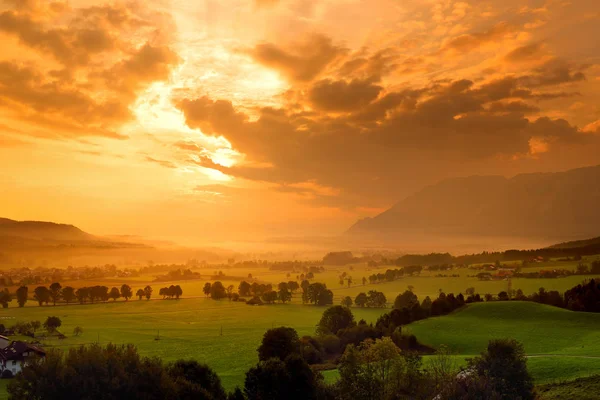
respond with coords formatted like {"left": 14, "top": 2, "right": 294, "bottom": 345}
{"left": 2, "top": 256, "right": 599, "bottom": 398}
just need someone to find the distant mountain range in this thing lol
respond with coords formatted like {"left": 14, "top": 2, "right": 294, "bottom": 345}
{"left": 348, "top": 165, "right": 600, "bottom": 240}
{"left": 0, "top": 218, "right": 96, "bottom": 242}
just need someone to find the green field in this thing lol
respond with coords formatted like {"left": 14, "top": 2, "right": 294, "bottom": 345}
{"left": 0, "top": 297, "right": 385, "bottom": 393}
{"left": 404, "top": 302, "right": 600, "bottom": 383}
{"left": 2, "top": 259, "right": 599, "bottom": 398}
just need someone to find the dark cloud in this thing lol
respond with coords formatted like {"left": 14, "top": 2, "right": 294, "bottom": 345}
{"left": 308, "top": 79, "right": 383, "bottom": 112}
{"left": 178, "top": 68, "right": 592, "bottom": 208}
{"left": 250, "top": 34, "right": 347, "bottom": 82}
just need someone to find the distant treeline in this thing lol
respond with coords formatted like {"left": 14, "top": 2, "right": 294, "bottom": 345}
{"left": 0, "top": 283, "right": 182, "bottom": 308}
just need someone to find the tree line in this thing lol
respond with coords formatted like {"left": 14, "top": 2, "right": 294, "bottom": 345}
{"left": 0, "top": 283, "right": 182, "bottom": 308}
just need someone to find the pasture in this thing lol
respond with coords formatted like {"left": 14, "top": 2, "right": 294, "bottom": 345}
{"left": 2, "top": 256, "right": 599, "bottom": 398}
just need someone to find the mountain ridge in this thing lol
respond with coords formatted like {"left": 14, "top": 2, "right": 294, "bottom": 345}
{"left": 348, "top": 164, "right": 600, "bottom": 240}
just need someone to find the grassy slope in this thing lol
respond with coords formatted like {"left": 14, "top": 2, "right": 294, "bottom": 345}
{"left": 537, "top": 375, "right": 600, "bottom": 399}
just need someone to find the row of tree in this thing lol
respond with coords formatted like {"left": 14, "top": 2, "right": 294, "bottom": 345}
{"left": 3, "top": 283, "right": 182, "bottom": 308}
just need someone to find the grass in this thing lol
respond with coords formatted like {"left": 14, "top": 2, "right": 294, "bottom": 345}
{"left": 0, "top": 297, "right": 386, "bottom": 393}
{"left": 536, "top": 374, "right": 600, "bottom": 399}
{"left": 2, "top": 260, "right": 599, "bottom": 398}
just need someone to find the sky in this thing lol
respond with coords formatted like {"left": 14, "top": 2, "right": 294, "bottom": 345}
{"left": 1, "top": 0, "right": 600, "bottom": 244}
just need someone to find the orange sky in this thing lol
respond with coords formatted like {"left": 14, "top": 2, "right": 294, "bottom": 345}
{"left": 1, "top": 0, "right": 600, "bottom": 243}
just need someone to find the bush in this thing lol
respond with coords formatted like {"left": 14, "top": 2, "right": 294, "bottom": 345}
{"left": 246, "top": 296, "right": 264, "bottom": 306}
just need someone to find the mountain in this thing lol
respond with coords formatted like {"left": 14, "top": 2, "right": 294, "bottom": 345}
{"left": 348, "top": 165, "right": 600, "bottom": 240}
{"left": 0, "top": 218, "right": 96, "bottom": 242}
{"left": 548, "top": 236, "right": 600, "bottom": 250}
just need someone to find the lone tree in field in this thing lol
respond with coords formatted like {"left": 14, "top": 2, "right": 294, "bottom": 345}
{"left": 317, "top": 305, "right": 355, "bottom": 335}
{"left": 258, "top": 327, "right": 300, "bottom": 361}
{"left": 136, "top": 289, "right": 144, "bottom": 300}
{"left": 43, "top": 316, "right": 62, "bottom": 333}
{"left": 109, "top": 287, "right": 120, "bottom": 301}
{"left": 62, "top": 286, "right": 75, "bottom": 304}
{"left": 120, "top": 284, "right": 133, "bottom": 301}
{"left": 16, "top": 286, "right": 28, "bottom": 307}
{"left": 144, "top": 285, "right": 153, "bottom": 300}
{"left": 49, "top": 282, "right": 62, "bottom": 306}
{"left": 73, "top": 326, "right": 83, "bottom": 336}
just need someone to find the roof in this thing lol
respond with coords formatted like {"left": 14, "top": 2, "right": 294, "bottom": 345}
{"left": 0, "top": 341, "right": 46, "bottom": 361}
{"left": 0, "top": 335, "right": 8, "bottom": 341}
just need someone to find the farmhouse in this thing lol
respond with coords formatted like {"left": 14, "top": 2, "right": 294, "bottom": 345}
{"left": 0, "top": 341, "right": 46, "bottom": 377}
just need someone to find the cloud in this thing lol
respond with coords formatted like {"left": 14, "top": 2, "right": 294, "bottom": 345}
{"left": 250, "top": 33, "right": 347, "bottom": 82}
{"left": 308, "top": 79, "right": 383, "bottom": 112}
{"left": 505, "top": 43, "right": 547, "bottom": 63}
{"left": 145, "top": 156, "right": 177, "bottom": 169}
{"left": 440, "top": 22, "right": 516, "bottom": 55}
{"left": 0, "top": 2, "right": 180, "bottom": 140}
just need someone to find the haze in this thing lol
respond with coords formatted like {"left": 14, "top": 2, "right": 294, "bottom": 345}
{"left": 1, "top": 0, "right": 600, "bottom": 246}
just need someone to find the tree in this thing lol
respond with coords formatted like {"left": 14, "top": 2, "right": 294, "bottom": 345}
{"left": 239, "top": 281, "right": 251, "bottom": 296}
{"left": 258, "top": 327, "right": 300, "bottom": 361}
{"left": 8, "top": 343, "right": 228, "bottom": 400}
{"left": 394, "top": 290, "right": 419, "bottom": 310}
{"left": 144, "top": 285, "right": 153, "bottom": 300}
{"left": 16, "top": 286, "right": 28, "bottom": 308}
{"left": 261, "top": 290, "right": 278, "bottom": 304}
{"left": 468, "top": 339, "right": 535, "bottom": 400}
{"left": 30, "top": 321, "right": 41, "bottom": 335}
{"left": 362, "top": 277, "right": 367, "bottom": 285}
{"left": 167, "top": 360, "right": 227, "bottom": 400}
{"left": 341, "top": 296, "right": 353, "bottom": 307}
{"left": 136, "top": 289, "right": 145, "bottom": 300}
{"left": 317, "top": 305, "right": 355, "bottom": 335}
{"left": 109, "top": 287, "right": 121, "bottom": 301}
{"left": 49, "top": 282, "right": 62, "bottom": 306}
{"left": 367, "top": 290, "right": 387, "bottom": 308}
{"left": 0, "top": 289, "right": 11, "bottom": 308}
{"left": 73, "top": 326, "right": 83, "bottom": 336}
{"left": 226, "top": 285, "right": 235, "bottom": 300}
{"left": 34, "top": 286, "right": 51, "bottom": 306}
{"left": 120, "top": 284, "right": 133, "bottom": 301}
{"left": 244, "top": 355, "right": 322, "bottom": 400}
{"left": 204, "top": 282, "right": 212, "bottom": 297}
{"left": 278, "top": 287, "right": 292, "bottom": 303}
{"left": 210, "top": 281, "right": 227, "bottom": 300}
{"left": 306, "top": 283, "right": 333, "bottom": 306}
{"left": 62, "top": 286, "right": 75, "bottom": 304}
{"left": 76, "top": 287, "right": 89, "bottom": 304}
{"left": 287, "top": 281, "right": 300, "bottom": 293}
{"left": 354, "top": 292, "right": 368, "bottom": 307}
{"left": 173, "top": 285, "right": 183, "bottom": 299}
{"left": 43, "top": 316, "right": 62, "bottom": 333}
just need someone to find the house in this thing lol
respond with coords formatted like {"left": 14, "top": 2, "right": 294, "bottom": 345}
{"left": 0, "top": 335, "right": 9, "bottom": 349}
{"left": 0, "top": 341, "right": 46, "bottom": 376}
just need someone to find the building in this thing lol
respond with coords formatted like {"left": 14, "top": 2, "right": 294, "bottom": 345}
{"left": 0, "top": 335, "right": 10, "bottom": 349}
{"left": 0, "top": 341, "right": 46, "bottom": 376}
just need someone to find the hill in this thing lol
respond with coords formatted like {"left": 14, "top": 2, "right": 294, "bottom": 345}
{"left": 0, "top": 217, "right": 96, "bottom": 241}
{"left": 406, "top": 302, "right": 600, "bottom": 383}
{"left": 548, "top": 236, "right": 600, "bottom": 250}
{"left": 348, "top": 165, "right": 600, "bottom": 240}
